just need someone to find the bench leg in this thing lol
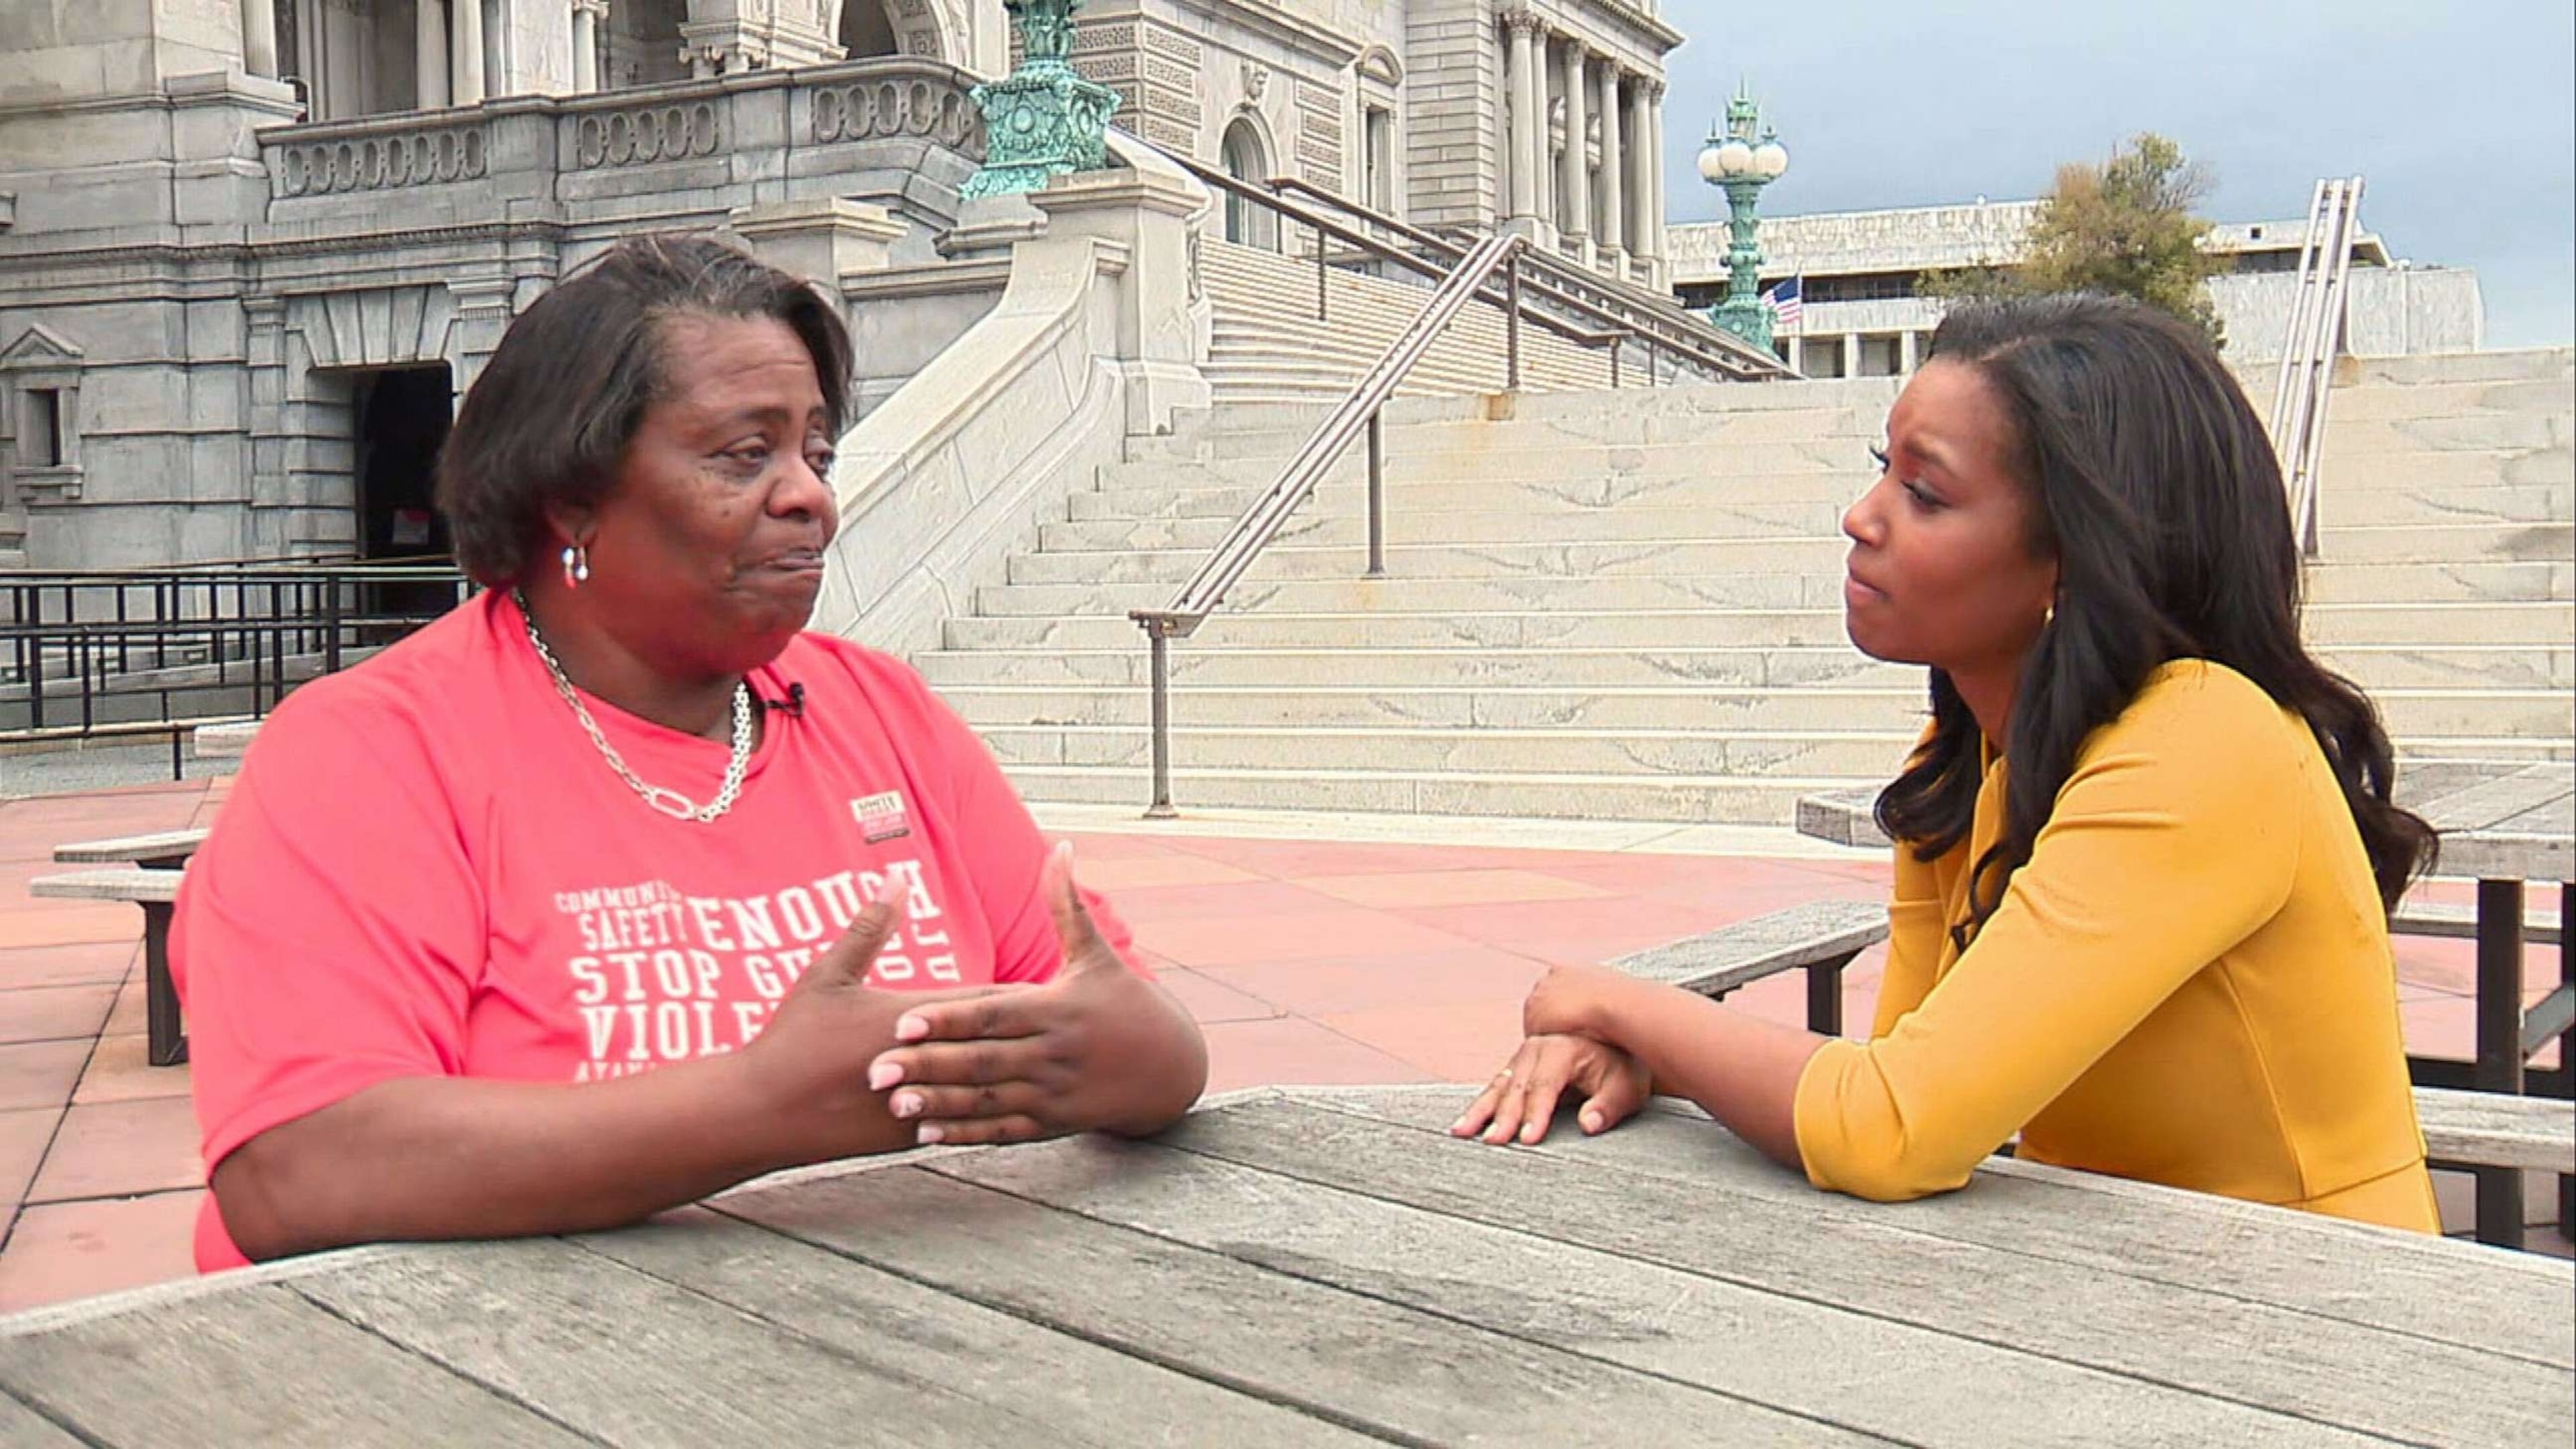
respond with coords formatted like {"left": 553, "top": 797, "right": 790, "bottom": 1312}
{"left": 1805, "top": 950, "right": 1857, "bottom": 1038}
{"left": 2472, "top": 878, "right": 2525, "bottom": 1249}
{"left": 141, "top": 901, "right": 188, "bottom": 1067}
{"left": 2561, "top": 883, "right": 2572, "bottom": 1244}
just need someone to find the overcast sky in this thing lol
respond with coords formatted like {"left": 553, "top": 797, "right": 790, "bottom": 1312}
{"left": 1656, "top": 1, "right": 2575, "bottom": 348}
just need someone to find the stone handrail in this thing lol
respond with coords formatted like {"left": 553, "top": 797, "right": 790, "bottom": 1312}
{"left": 268, "top": 116, "right": 492, "bottom": 198}
{"left": 812, "top": 136, "right": 1211, "bottom": 659}
{"left": 259, "top": 57, "right": 984, "bottom": 204}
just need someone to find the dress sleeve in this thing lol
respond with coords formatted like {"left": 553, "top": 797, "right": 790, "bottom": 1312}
{"left": 1869, "top": 833, "right": 1952, "bottom": 1037}
{"left": 1793, "top": 669, "right": 2304, "bottom": 1201}
{"left": 872, "top": 655, "right": 1142, "bottom": 984}
{"left": 174, "top": 685, "right": 490, "bottom": 1176}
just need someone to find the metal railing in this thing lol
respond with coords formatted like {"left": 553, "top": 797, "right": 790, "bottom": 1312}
{"left": 2268, "top": 175, "right": 2365, "bottom": 558}
{"left": 1264, "top": 175, "right": 1794, "bottom": 384}
{"left": 1128, "top": 231, "right": 1530, "bottom": 816}
{"left": 3, "top": 559, "right": 468, "bottom": 776}
{"left": 1175, "top": 157, "right": 1633, "bottom": 384}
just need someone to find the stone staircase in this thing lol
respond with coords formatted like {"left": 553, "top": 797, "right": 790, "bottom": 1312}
{"left": 1202, "top": 237, "right": 1622, "bottom": 404}
{"left": 918, "top": 349, "right": 2573, "bottom": 825}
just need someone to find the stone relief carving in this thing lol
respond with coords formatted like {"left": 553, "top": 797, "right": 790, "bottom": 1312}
{"left": 810, "top": 72, "right": 984, "bottom": 153}
{"left": 573, "top": 101, "right": 726, "bottom": 169}
{"left": 273, "top": 124, "right": 490, "bottom": 197}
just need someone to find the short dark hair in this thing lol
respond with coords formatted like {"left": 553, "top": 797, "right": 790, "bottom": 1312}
{"left": 435, "top": 233, "right": 854, "bottom": 586}
{"left": 1876, "top": 293, "right": 2435, "bottom": 941}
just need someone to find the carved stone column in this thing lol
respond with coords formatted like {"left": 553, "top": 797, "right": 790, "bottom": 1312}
{"left": 1595, "top": 63, "right": 1624, "bottom": 257}
{"left": 1501, "top": 8, "right": 1538, "bottom": 222}
{"left": 571, "top": 1, "right": 605, "bottom": 93}
{"left": 453, "top": 0, "right": 486, "bottom": 106}
{"left": 1626, "top": 76, "right": 1652, "bottom": 268}
{"left": 1642, "top": 80, "right": 1667, "bottom": 273}
{"left": 1558, "top": 41, "right": 1589, "bottom": 243}
{"left": 242, "top": 0, "right": 279, "bottom": 77}
{"left": 417, "top": 0, "right": 450, "bottom": 108}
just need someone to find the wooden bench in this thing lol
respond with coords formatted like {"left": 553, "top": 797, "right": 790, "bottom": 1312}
{"left": 1609, "top": 899, "right": 1891, "bottom": 1036}
{"left": 194, "top": 719, "right": 260, "bottom": 759}
{"left": 2416, "top": 1086, "right": 2576, "bottom": 1177}
{"left": 50, "top": 828, "right": 210, "bottom": 871}
{"left": 2389, "top": 900, "right": 2563, "bottom": 946}
{"left": 27, "top": 867, "right": 185, "bottom": 1067}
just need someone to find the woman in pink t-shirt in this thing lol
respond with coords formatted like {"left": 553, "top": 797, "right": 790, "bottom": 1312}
{"left": 174, "top": 236, "right": 1208, "bottom": 1270}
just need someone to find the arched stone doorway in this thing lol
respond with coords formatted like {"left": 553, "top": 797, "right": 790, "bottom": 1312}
{"left": 1220, "top": 116, "right": 1277, "bottom": 250}
{"left": 834, "top": 0, "right": 948, "bottom": 60}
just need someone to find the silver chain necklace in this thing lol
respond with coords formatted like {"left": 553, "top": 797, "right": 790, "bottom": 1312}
{"left": 515, "top": 592, "right": 753, "bottom": 823}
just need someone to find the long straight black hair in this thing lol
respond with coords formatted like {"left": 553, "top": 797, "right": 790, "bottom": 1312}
{"left": 1874, "top": 294, "right": 2436, "bottom": 948}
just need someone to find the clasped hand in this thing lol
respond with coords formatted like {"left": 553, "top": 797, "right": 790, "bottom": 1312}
{"left": 742, "top": 840, "right": 1197, "bottom": 1161}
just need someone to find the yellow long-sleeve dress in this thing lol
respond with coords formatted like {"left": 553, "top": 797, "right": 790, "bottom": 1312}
{"left": 1793, "top": 659, "right": 2440, "bottom": 1232}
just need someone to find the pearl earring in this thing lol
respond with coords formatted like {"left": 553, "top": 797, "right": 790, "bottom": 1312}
{"left": 562, "top": 543, "right": 591, "bottom": 588}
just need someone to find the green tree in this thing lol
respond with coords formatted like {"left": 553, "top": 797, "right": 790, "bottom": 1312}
{"left": 1921, "top": 133, "right": 2227, "bottom": 345}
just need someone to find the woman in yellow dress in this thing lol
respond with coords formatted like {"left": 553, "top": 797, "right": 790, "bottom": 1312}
{"left": 1456, "top": 293, "right": 2443, "bottom": 1232}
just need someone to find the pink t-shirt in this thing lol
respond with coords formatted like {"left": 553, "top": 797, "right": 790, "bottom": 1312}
{"left": 174, "top": 592, "right": 1134, "bottom": 1271}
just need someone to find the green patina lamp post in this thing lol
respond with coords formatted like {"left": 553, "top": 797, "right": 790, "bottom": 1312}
{"left": 1694, "top": 84, "right": 1790, "bottom": 351}
{"left": 958, "top": 0, "right": 1121, "bottom": 200}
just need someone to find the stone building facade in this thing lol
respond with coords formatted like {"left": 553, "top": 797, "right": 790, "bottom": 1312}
{"left": 0, "top": 0, "right": 1682, "bottom": 571}
{"left": 1667, "top": 198, "right": 2485, "bottom": 377}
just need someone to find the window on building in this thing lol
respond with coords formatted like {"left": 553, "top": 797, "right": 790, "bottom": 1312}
{"left": 24, "top": 387, "right": 60, "bottom": 469}
{"left": 1804, "top": 272, "right": 1920, "bottom": 304}
{"left": 1362, "top": 106, "right": 1395, "bottom": 213}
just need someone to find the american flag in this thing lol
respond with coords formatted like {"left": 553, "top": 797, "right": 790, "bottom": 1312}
{"left": 1762, "top": 276, "right": 1803, "bottom": 331}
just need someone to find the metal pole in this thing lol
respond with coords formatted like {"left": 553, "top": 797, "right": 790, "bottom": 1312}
{"left": 324, "top": 578, "right": 343, "bottom": 673}
{"left": 1316, "top": 231, "right": 1329, "bottom": 322}
{"left": 1144, "top": 627, "right": 1177, "bottom": 819}
{"left": 1364, "top": 409, "right": 1386, "bottom": 578}
{"left": 1610, "top": 336, "right": 1623, "bottom": 390}
{"left": 1504, "top": 258, "right": 1522, "bottom": 392}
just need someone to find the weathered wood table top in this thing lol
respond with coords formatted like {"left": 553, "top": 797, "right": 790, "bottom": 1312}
{"left": 1, "top": 1087, "right": 2567, "bottom": 1447}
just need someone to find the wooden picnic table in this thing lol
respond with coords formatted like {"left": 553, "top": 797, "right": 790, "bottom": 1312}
{"left": 0, "top": 1086, "right": 2566, "bottom": 1446}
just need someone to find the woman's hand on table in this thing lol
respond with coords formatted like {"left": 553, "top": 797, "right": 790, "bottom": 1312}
{"left": 865, "top": 842, "right": 1209, "bottom": 1146}
{"left": 731, "top": 886, "right": 1027, "bottom": 1165}
{"left": 1519, "top": 961, "right": 1647, "bottom": 1041}
{"left": 1451, "top": 1031, "right": 1651, "bottom": 1145}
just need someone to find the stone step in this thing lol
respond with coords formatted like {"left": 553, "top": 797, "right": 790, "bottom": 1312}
{"left": 1108, "top": 436, "right": 2569, "bottom": 498}
{"left": 1204, "top": 246, "right": 1612, "bottom": 397}
{"left": 1002, "top": 536, "right": 2571, "bottom": 587}
{"left": 996, "top": 761, "right": 1850, "bottom": 825}
{"left": 918, "top": 643, "right": 2574, "bottom": 692}
{"left": 1049, "top": 495, "right": 2575, "bottom": 550}
{"left": 1127, "top": 402, "right": 1889, "bottom": 462}
{"left": 1073, "top": 458, "right": 2570, "bottom": 527}
{"left": 939, "top": 681, "right": 2573, "bottom": 740}
{"left": 995, "top": 743, "right": 2569, "bottom": 823}
{"left": 2321, "top": 412, "right": 2573, "bottom": 454}
{"left": 1205, "top": 269, "right": 1603, "bottom": 368}
{"left": 2351, "top": 350, "right": 2573, "bottom": 387}
{"left": 941, "top": 601, "right": 2576, "bottom": 652}
{"left": 979, "top": 722, "right": 1921, "bottom": 779}
{"left": 2324, "top": 377, "right": 2576, "bottom": 422}
{"left": 974, "top": 563, "right": 2573, "bottom": 616}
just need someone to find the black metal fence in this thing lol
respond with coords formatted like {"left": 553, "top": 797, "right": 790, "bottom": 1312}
{"left": 2, "top": 558, "right": 470, "bottom": 777}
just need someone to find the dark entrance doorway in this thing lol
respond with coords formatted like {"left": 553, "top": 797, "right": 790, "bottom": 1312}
{"left": 354, "top": 366, "right": 452, "bottom": 560}
{"left": 351, "top": 365, "right": 456, "bottom": 621}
